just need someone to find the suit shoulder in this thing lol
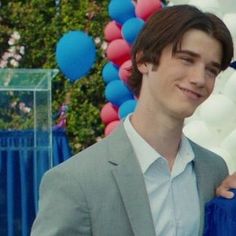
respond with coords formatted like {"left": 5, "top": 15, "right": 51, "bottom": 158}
{"left": 189, "top": 139, "right": 227, "bottom": 167}
{"left": 47, "top": 136, "right": 111, "bottom": 177}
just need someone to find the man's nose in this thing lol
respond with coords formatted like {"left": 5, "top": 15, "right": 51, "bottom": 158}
{"left": 189, "top": 66, "right": 205, "bottom": 87}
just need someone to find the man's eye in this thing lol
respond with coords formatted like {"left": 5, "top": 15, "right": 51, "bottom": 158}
{"left": 180, "top": 57, "right": 193, "bottom": 63}
{"left": 207, "top": 68, "right": 218, "bottom": 78}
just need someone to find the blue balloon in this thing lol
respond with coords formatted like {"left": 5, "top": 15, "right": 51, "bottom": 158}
{"left": 56, "top": 31, "right": 96, "bottom": 81}
{"left": 105, "top": 80, "right": 134, "bottom": 107}
{"left": 122, "top": 17, "right": 145, "bottom": 44}
{"left": 118, "top": 99, "right": 137, "bottom": 119}
{"left": 102, "top": 62, "right": 120, "bottom": 83}
{"left": 108, "top": 0, "right": 135, "bottom": 25}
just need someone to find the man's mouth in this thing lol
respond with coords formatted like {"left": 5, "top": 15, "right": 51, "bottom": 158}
{"left": 178, "top": 86, "right": 203, "bottom": 100}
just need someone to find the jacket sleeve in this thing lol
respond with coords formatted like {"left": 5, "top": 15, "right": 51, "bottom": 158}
{"left": 30, "top": 166, "right": 92, "bottom": 236}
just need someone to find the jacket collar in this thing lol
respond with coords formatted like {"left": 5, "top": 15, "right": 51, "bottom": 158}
{"left": 107, "top": 124, "right": 156, "bottom": 236}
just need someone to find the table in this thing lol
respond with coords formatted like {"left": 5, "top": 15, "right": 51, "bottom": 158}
{"left": 0, "top": 130, "right": 72, "bottom": 236}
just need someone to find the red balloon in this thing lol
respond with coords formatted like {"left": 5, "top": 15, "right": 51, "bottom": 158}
{"left": 104, "top": 21, "right": 122, "bottom": 42}
{"left": 105, "top": 120, "right": 120, "bottom": 136}
{"left": 135, "top": 0, "right": 162, "bottom": 21}
{"left": 119, "top": 59, "right": 132, "bottom": 83}
{"left": 106, "top": 39, "right": 131, "bottom": 66}
{"left": 100, "top": 102, "right": 119, "bottom": 125}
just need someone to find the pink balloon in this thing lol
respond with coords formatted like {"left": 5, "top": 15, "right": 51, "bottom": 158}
{"left": 135, "top": 0, "right": 162, "bottom": 21}
{"left": 100, "top": 102, "right": 119, "bottom": 125}
{"left": 105, "top": 120, "right": 120, "bottom": 136}
{"left": 119, "top": 59, "right": 132, "bottom": 83}
{"left": 106, "top": 39, "right": 131, "bottom": 66}
{"left": 104, "top": 21, "right": 122, "bottom": 42}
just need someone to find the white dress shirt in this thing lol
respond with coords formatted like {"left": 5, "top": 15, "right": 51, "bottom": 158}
{"left": 124, "top": 115, "right": 200, "bottom": 236}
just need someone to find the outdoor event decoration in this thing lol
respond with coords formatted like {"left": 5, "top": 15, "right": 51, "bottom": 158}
{"left": 56, "top": 31, "right": 96, "bottom": 81}
{"left": 121, "top": 17, "right": 145, "bottom": 44}
{"left": 106, "top": 39, "right": 131, "bottom": 66}
{"left": 188, "top": 0, "right": 221, "bottom": 17}
{"left": 105, "top": 80, "right": 134, "bottom": 107}
{"left": 104, "top": 21, "right": 122, "bottom": 42}
{"left": 100, "top": 102, "right": 119, "bottom": 125}
{"left": 104, "top": 120, "right": 120, "bottom": 136}
{"left": 135, "top": 0, "right": 162, "bottom": 20}
{"left": 118, "top": 99, "right": 137, "bottom": 119}
{"left": 101, "top": 0, "right": 165, "bottom": 136}
{"left": 102, "top": 62, "right": 120, "bottom": 84}
{"left": 119, "top": 59, "right": 132, "bottom": 83}
{"left": 108, "top": 0, "right": 136, "bottom": 25}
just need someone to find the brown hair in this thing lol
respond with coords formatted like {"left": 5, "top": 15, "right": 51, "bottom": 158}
{"left": 128, "top": 4, "right": 234, "bottom": 97}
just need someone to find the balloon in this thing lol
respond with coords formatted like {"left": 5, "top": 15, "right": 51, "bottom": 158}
{"left": 217, "top": 0, "right": 236, "bottom": 13}
{"left": 100, "top": 102, "right": 119, "bottom": 124}
{"left": 108, "top": 0, "right": 135, "bottom": 25}
{"left": 221, "top": 129, "right": 236, "bottom": 158}
{"left": 169, "top": 0, "right": 189, "bottom": 4}
{"left": 223, "top": 71, "right": 236, "bottom": 103}
{"left": 105, "top": 120, "right": 120, "bottom": 136}
{"left": 119, "top": 59, "right": 132, "bottom": 83}
{"left": 106, "top": 39, "right": 131, "bottom": 66}
{"left": 102, "top": 62, "right": 120, "bottom": 84}
{"left": 188, "top": 0, "right": 222, "bottom": 17}
{"left": 183, "top": 120, "right": 215, "bottom": 148}
{"left": 199, "top": 94, "right": 236, "bottom": 128}
{"left": 209, "top": 147, "right": 235, "bottom": 174}
{"left": 105, "top": 80, "right": 134, "bottom": 106}
{"left": 104, "top": 21, "right": 122, "bottom": 42}
{"left": 135, "top": 0, "right": 162, "bottom": 21}
{"left": 213, "top": 67, "right": 234, "bottom": 94}
{"left": 56, "top": 31, "right": 96, "bottom": 81}
{"left": 121, "top": 17, "right": 145, "bottom": 44}
{"left": 118, "top": 99, "right": 137, "bottom": 119}
{"left": 223, "top": 14, "right": 236, "bottom": 39}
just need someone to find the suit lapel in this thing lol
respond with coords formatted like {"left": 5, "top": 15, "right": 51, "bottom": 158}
{"left": 193, "top": 156, "right": 207, "bottom": 236}
{"left": 108, "top": 125, "right": 156, "bottom": 236}
{"left": 190, "top": 140, "right": 215, "bottom": 236}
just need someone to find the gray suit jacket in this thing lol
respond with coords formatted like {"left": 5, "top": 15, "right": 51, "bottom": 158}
{"left": 31, "top": 124, "right": 228, "bottom": 236}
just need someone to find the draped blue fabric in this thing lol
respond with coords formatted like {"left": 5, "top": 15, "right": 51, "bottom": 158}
{"left": 204, "top": 189, "right": 236, "bottom": 236}
{"left": 0, "top": 130, "right": 72, "bottom": 236}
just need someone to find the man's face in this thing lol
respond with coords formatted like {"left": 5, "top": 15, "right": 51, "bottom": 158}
{"left": 138, "top": 29, "right": 222, "bottom": 120}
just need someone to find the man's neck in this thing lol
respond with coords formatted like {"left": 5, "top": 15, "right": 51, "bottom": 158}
{"left": 130, "top": 109, "right": 184, "bottom": 169}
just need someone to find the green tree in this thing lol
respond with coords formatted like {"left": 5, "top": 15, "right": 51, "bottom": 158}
{"left": 0, "top": 0, "right": 109, "bottom": 153}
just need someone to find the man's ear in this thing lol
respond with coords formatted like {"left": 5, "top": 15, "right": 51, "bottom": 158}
{"left": 137, "top": 62, "right": 149, "bottom": 74}
{"left": 136, "top": 51, "right": 149, "bottom": 75}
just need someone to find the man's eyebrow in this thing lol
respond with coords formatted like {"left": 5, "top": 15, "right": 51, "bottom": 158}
{"left": 175, "top": 50, "right": 221, "bottom": 70}
{"left": 175, "top": 50, "right": 200, "bottom": 58}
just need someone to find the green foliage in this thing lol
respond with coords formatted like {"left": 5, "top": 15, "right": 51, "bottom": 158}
{"left": 0, "top": 0, "right": 110, "bottom": 153}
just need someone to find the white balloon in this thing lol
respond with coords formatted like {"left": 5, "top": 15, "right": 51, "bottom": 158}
{"left": 213, "top": 67, "right": 235, "bottom": 94}
{"left": 223, "top": 71, "right": 236, "bottom": 103}
{"left": 169, "top": 0, "right": 189, "bottom": 5}
{"left": 221, "top": 129, "right": 236, "bottom": 158}
{"left": 183, "top": 120, "right": 215, "bottom": 148}
{"left": 223, "top": 13, "right": 236, "bottom": 40}
{"left": 209, "top": 147, "right": 236, "bottom": 174}
{"left": 234, "top": 40, "right": 236, "bottom": 59}
{"left": 217, "top": 0, "right": 236, "bottom": 13}
{"left": 199, "top": 94, "right": 236, "bottom": 128}
{"left": 188, "top": 0, "right": 223, "bottom": 18}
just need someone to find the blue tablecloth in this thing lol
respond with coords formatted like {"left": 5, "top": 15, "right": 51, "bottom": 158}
{"left": 204, "top": 189, "right": 236, "bottom": 236}
{"left": 0, "top": 130, "right": 72, "bottom": 236}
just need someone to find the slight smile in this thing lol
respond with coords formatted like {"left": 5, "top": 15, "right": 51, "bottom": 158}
{"left": 177, "top": 86, "right": 203, "bottom": 100}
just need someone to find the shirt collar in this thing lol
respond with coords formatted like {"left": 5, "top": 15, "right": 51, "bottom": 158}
{"left": 123, "top": 114, "right": 195, "bottom": 175}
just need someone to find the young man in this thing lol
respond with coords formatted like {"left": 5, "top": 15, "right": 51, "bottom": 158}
{"left": 31, "top": 5, "right": 235, "bottom": 236}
